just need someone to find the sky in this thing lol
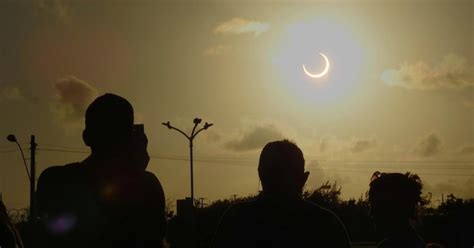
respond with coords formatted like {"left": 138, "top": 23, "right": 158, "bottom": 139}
{"left": 0, "top": 0, "right": 473, "bottom": 209}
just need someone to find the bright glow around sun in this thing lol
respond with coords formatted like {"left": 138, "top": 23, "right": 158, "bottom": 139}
{"left": 273, "top": 19, "right": 364, "bottom": 102}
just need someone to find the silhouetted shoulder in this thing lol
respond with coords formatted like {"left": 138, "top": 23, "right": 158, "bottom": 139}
{"left": 144, "top": 171, "right": 162, "bottom": 185}
{"left": 300, "top": 200, "right": 350, "bottom": 241}
{"left": 378, "top": 229, "right": 425, "bottom": 248}
{"left": 143, "top": 171, "right": 165, "bottom": 198}
{"left": 38, "top": 163, "right": 82, "bottom": 182}
{"left": 213, "top": 197, "right": 350, "bottom": 248}
{"left": 301, "top": 199, "right": 345, "bottom": 222}
{"left": 37, "top": 163, "right": 88, "bottom": 209}
{"left": 37, "top": 163, "right": 86, "bottom": 201}
{"left": 140, "top": 171, "right": 167, "bottom": 243}
{"left": 37, "top": 163, "right": 84, "bottom": 194}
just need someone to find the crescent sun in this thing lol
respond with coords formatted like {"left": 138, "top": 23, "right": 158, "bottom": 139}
{"left": 302, "top": 53, "right": 330, "bottom": 78}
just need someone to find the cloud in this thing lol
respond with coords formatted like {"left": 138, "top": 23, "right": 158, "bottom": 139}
{"left": 351, "top": 138, "right": 378, "bottom": 153}
{"left": 204, "top": 130, "right": 222, "bottom": 143}
{"left": 413, "top": 133, "right": 442, "bottom": 157}
{"left": 319, "top": 137, "right": 329, "bottom": 153}
{"left": 0, "top": 84, "right": 23, "bottom": 101}
{"left": 381, "top": 54, "right": 474, "bottom": 90}
{"left": 214, "top": 17, "right": 270, "bottom": 36}
{"left": 203, "top": 45, "right": 229, "bottom": 56}
{"left": 225, "top": 125, "right": 283, "bottom": 152}
{"left": 462, "top": 98, "right": 474, "bottom": 108}
{"left": 424, "top": 177, "right": 474, "bottom": 199}
{"left": 305, "top": 160, "right": 351, "bottom": 195}
{"left": 37, "top": 0, "right": 70, "bottom": 22}
{"left": 459, "top": 145, "right": 474, "bottom": 156}
{"left": 318, "top": 136, "right": 379, "bottom": 156}
{"left": 52, "top": 76, "right": 98, "bottom": 122}
{"left": 0, "top": 82, "right": 36, "bottom": 102}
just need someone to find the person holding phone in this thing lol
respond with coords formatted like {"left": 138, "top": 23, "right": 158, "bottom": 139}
{"left": 36, "top": 94, "right": 167, "bottom": 248}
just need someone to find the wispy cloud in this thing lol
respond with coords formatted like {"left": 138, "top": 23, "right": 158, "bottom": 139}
{"left": 0, "top": 84, "right": 23, "bottom": 102}
{"left": 214, "top": 17, "right": 270, "bottom": 36}
{"left": 381, "top": 54, "right": 474, "bottom": 90}
{"left": 351, "top": 138, "right": 378, "bottom": 153}
{"left": 52, "top": 76, "right": 98, "bottom": 122}
{"left": 318, "top": 136, "right": 379, "bottom": 155}
{"left": 37, "top": 0, "right": 70, "bottom": 22}
{"left": 462, "top": 98, "right": 474, "bottom": 108}
{"left": 0, "top": 82, "right": 35, "bottom": 102}
{"left": 459, "top": 145, "right": 474, "bottom": 156}
{"left": 225, "top": 125, "right": 283, "bottom": 152}
{"left": 203, "top": 44, "right": 229, "bottom": 56}
{"left": 424, "top": 177, "right": 474, "bottom": 199}
{"left": 413, "top": 133, "right": 442, "bottom": 157}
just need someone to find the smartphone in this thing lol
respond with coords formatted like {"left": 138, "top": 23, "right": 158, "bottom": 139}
{"left": 133, "top": 124, "right": 144, "bottom": 135}
{"left": 131, "top": 124, "right": 149, "bottom": 170}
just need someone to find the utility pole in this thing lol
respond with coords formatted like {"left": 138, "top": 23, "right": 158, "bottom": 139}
{"left": 198, "top": 197, "right": 207, "bottom": 208}
{"left": 29, "top": 135, "right": 37, "bottom": 223}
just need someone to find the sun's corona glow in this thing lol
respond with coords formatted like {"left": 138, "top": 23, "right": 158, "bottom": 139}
{"left": 272, "top": 19, "right": 364, "bottom": 103}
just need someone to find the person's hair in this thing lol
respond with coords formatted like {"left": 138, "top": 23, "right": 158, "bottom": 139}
{"left": 369, "top": 171, "right": 423, "bottom": 219}
{"left": 258, "top": 140, "right": 305, "bottom": 194}
{"left": 84, "top": 93, "right": 134, "bottom": 149}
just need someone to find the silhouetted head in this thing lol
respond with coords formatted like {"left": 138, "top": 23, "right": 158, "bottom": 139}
{"left": 258, "top": 140, "right": 309, "bottom": 197}
{"left": 83, "top": 94, "right": 134, "bottom": 156}
{"left": 369, "top": 172, "right": 423, "bottom": 233}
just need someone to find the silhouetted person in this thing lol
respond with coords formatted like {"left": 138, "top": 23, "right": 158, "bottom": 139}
{"left": 0, "top": 201, "right": 23, "bottom": 248}
{"left": 212, "top": 140, "right": 350, "bottom": 248}
{"left": 36, "top": 94, "right": 166, "bottom": 248}
{"left": 369, "top": 172, "right": 425, "bottom": 248}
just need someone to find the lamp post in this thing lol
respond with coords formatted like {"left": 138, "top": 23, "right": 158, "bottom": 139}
{"left": 162, "top": 118, "right": 213, "bottom": 204}
{"left": 162, "top": 118, "right": 212, "bottom": 248}
{"left": 6, "top": 134, "right": 37, "bottom": 223}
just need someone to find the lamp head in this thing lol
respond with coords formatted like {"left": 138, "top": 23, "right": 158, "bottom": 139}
{"left": 162, "top": 121, "right": 172, "bottom": 129}
{"left": 203, "top": 122, "right": 213, "bottom": 130}
{"left": 7, "top": 134, "right": 17, "bottom": 143}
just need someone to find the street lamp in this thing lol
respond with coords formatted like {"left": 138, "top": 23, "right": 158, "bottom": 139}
{"left": 6, "top": 134, "right": 37, "bottom": 223}
{"left": 6, "top": 135, "right": 30, "bottom": 180}
{"left": 162, "top": 118, "right": 213, "bottom": 205}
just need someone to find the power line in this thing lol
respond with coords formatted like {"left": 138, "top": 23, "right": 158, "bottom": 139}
{"left": 313, "top": 160, "right": 474, "bottom": 164}
{"left": 308, "top": 168, "right": 474, "bottom": 178}
{"left": 151, "top": 157, "right": 474, "bottom": 169}
{"left": 312, "top": 165, "right": 473, "bottom": 171}
{"left": 32, "top": 144, "right": 474, "bottom": 164}
{"left": 37, "top": 148, "right": 88, "bottom": 154}
{"left": 156, "top": 154, "right": 474, "bottom": 164}
{"left": 0, "top": 145, "right": 16, "bottom": 149}
{"left": 0, "top": 150, "right": 17, "bottom": 154}
{"left": 149, "top": 157, "right": 473, "bottom": 177}
{"left": 20, "top": 147, "right": 474, "bottom": 177}
{"left": 152, "top": 155, "right": 474, "bottom": 164}
{"left": 39, "top": 143, "right": 85, "bottom": 150}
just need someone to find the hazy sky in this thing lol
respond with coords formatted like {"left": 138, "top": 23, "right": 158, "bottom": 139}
{"left": 1, "top": 0, "right": 473, "bottom": 209}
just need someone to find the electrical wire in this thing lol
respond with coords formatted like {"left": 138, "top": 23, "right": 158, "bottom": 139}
{"left": 0, "top": 150, "right": 17, "bottom": 154}
{"left": 28, "top": 147, "right": 474, "bottom": 177}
